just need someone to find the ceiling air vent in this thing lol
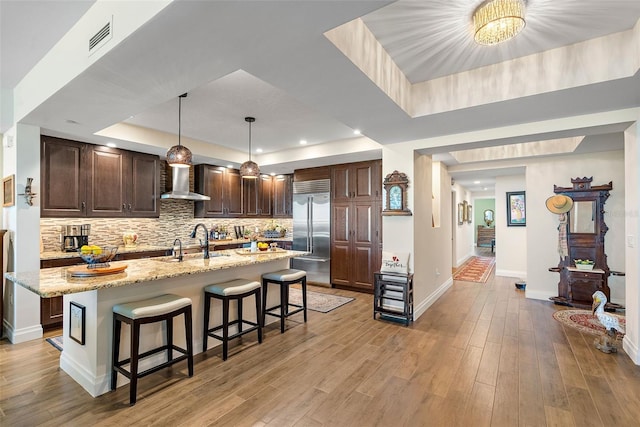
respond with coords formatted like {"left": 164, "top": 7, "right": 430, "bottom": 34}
{"left": 89, "top": 17, "right": 113, "bottom": 55}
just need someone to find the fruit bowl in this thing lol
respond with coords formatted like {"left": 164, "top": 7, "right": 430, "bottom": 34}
{"left": 78, "top": 246, "right": 118, "bottom": 266}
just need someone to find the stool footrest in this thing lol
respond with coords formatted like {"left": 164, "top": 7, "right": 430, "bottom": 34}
{"left": 206, "top": 320, "right": 260, "bottom": 342}
{"left": 265, "top": 303, "right": 304, "bottom": 318}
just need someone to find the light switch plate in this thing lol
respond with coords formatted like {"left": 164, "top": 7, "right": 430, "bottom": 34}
{"left": 628, "top": 235, "right": 635, "bottom": 248}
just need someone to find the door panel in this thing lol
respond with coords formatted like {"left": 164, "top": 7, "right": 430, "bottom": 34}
{"left": 330, "top": 244, "right": 351, "bottom": 287}
{"left": 353, "top": 245, "right": 375, "bottom": 290}
{"left": 41, "top": 137, "right": 86, "bottom": 217}
{"left": 225, "top": 169, "right": 243, "bottom": 216}
{"left": 331, "top": 165, "right": 350, "bottom": 201}
{"left": 129, "top": 153, "right": 159, "bottom": 217}
{"left": 332, "top": 204, "right": 350, "bottom": 243}
{"left": 87, "top": 148, "right": 126, "bottom": 216}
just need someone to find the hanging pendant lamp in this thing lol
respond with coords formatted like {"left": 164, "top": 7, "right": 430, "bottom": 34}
{"left": 240, "top": 116, "right": 260, "bottom": 179}
{"left": 166, "top": 93, "right": 193, "bottom": 168}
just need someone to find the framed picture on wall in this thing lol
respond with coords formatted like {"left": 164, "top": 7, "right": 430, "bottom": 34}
{"left": 467, "top": 204, "right": 472, "bottom": 224}
{"left": 2, "top": 174, "right": 15, "bottom": 207}
{"left": 462, "top": 200, "right": 468, "bottom": 223}
{"left": 69, "top": 301, "right": 86, "bottom": 345}
{"left": 457, "top": 203, "right": 464, "bottom": 225}
{"left": 507, "top": 191, "right": 526, "bottom": 226}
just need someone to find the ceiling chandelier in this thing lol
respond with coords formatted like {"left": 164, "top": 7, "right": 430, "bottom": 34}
{"left": 166, "top": 93, "right": 192, "bottom": 168}
{"left": 240, "top": 116, "right": 260, "bottom": 179}
{"left": 473, "top": 0, "right": 526, "bottom": 46}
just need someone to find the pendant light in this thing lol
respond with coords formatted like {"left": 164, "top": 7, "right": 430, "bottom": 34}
{"left": 240, "top": 116, "right": 260, "bottom": 179}
{"left": 166, "top": 93, "right": 192, "bottom": 168}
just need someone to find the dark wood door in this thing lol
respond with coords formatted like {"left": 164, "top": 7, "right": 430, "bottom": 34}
{"left": 242, "top": 178, "right": 260, "bottom": 217}
{"left": 195, "top": 165, "right": 225, "bottom": 217}
{"left": 330, "top": 203, "right": 351, "bottom": 287}
{"left": 352, "top": 160, "right": 381, "bottom": 201}
{"left": 272, "top": 174, "right": 292, "bottom": 217}
{"left": 331, "top": 164, "right": 351, "bottom": 202}
{"left": 40, "top": 136, "right": 87, "bottom": 217}
{"left": 225, "top": 169, "right": 244, "bottom": 216}
{"left": 128, "top": 152, "right": 159, "bottom": 217}
{"left": 351, "top": 202, "right": 378, "bottom": 291}
{"left": 86, "top": 146, "right": 127, "bottom": 217}
{"left": 40, "top": 296, "right": 64, "bottom": 329}
{"left": 258, "top": 175, "right": 272, "bottom": 216}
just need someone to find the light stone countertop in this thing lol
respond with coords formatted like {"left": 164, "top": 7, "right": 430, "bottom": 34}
{"left": 9, "top": 249, "right": 307, "bottom": 298}
{"left": 39, "top": 238, "right": 293, "bottom": 261}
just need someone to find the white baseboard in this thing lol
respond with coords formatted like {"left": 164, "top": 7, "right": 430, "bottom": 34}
{"left": 60, "top": 351, "right": 111, "bottom": 397}
{"left": 495, "top": 269, "right": 526, "bottom": 279}
{"left": 623, "top": 336, "right": 640, "bottom": 365}
{"left": 456, "top": 252, "right": 473, "bottom": 268}
{"left": 524, "top": 289, "right": 555, "bottom": 302}
{"left": 413, "top": 277, "right": 453, "bottom": 321}
{"left": 4, "top": 321, "right": 43, "bottom": 343}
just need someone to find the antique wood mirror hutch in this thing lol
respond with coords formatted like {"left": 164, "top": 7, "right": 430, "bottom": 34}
{"left": 549, "top": 177, "right": 623, "bottom": 310}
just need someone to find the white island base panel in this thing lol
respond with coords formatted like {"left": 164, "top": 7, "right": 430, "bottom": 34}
{"left": 60, "top": 258, "right": 290, "bottom": 397}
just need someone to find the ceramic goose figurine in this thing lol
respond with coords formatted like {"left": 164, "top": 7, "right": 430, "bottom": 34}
{"left": 592, "top": 290, "right": 625, "bottom": 353}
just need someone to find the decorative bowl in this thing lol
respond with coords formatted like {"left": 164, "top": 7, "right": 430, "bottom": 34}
{"left": 259, "top": 246, "right": 268, "bottom": 251}
{"left": 78, "top": 246, "right": 118, "bottom": 265}
{"left": 575, "top": 264, "right": 594, "bottom": 271}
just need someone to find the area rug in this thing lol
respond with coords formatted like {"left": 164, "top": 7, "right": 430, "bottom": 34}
{"left": 46, "top": 335, "right": 63, "bottom": 352}
{"left": 553, "top": 309, "right": 626, "bottom": 337}
{"left": 453, "top": 256, "right": 495, "bottom": 283}
{"left": 289, "top": 288, "right": 354, "bottom": 313}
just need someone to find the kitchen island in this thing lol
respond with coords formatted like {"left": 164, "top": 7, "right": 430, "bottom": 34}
{"left": 6, "top": 248, "right": 306, "bottom": 397}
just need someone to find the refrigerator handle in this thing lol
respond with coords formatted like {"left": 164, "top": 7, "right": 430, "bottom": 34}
{"left": 307, "top": 197, "right": 312, "bottom": 252}
{"left": 309, "top": 196, "right": 314, "bottom": 253}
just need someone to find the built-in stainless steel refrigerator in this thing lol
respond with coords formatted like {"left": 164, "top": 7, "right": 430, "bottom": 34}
{"left": 291, "top": 179, "right": 331, "bottom": 285}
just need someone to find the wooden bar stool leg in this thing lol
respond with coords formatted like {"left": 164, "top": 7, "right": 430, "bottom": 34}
{"left": 222, "top": 297, "right": 230, "bottom": 361}
{"left": 237, "top": 298, "right": 243, "bottom": 334}
{"left": 301, "top": 277, "right": 308, "bottom": 323}
{"left": 280, "top": 281, "right": 287, "bottom": 333}
{"left": 185, "top": 306, "right": 194, "bottom": 376}
{"left": 203, "top": 292, "right": 211, "bottom": 352}
{"left": 129, "top": 321, "right": 140, "bottom": 406}
{"left": 166, "top": 316, "right": 173, "bottom": 362}
{"left": 255, "top": 288, "right": 263, "bottom": 343}
{"left": 111, "top": 316, "right": 121, "bottom": 391}
{"left": 261, "top": 279, "right": 268, "bottom": 328}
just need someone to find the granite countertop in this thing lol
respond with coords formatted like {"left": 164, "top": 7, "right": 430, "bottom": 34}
{"left": 40, "top": 237, "right": 293, "bottom": 261}
{"left": 9, "top": 249, "right": 306, "bottom": 298}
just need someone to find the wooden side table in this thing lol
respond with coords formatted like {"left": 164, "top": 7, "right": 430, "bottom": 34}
{"left": 373, "top": 271, "right": 414, "bottom": 325}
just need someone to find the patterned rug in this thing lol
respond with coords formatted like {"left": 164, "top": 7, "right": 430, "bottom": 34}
{"left": 553, "top": 309, "right": 626, "bottom": 337}
{"left": 453, "top": 256, "right": 495, "bottom": 283}
{"left": 289, "top": 288, "right": 353, "bottom": 313}
{"left": 46, "top": 335, "right": 63, "bottom": 352}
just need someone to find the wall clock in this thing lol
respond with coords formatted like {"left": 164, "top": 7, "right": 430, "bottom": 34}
{"left": 382, "top": 170, "right": 412, "bottom": 216}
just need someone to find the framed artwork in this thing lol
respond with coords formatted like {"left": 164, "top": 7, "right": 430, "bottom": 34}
{"left": 457, "top": 203, "right": 464, "bottom": 225}
{"left": 69, "top": 301, "right": 86, "bottom": 345}
{"left": 507, "top": 191, "right": 526, "bottom": 226}
{"left": 467, "top": 204, "right": 473, "bottom": 224}
{"left": 382, "top": 170, "right": 412, "bottom": 216}
{"left": 462, "top": 200, "right": 468, "bottom": 223}
{"left": 3, "top": 174, "right": 15, "bottom": 207}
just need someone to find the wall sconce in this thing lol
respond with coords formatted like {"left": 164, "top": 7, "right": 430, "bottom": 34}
{"left": 18, "top": 177, "right": 37, "bottom": 206}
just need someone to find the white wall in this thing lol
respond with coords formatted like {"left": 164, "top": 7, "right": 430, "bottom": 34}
{"left": 451, "top": 182, "right": 473, "bottom": 266}
{"left": 525, "top": 150, "right": 626, "bottom": 303}
{"left": 2, "top": 124, "right": 42, "bottom": 342}
{"left": 623, "top": 120, "right": 639, "bottom": 364}
{"left": 494, "top": 175, "right": 527, "bottom": 279}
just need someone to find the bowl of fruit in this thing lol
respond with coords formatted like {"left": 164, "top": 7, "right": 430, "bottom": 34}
{"left": 78, "top": 245, "right": 118, "bottom": 267}
{"left": 574, "top": 259, "right": 595, "bottom": 271}
{"left": 257, "top": 242, "right": 269, "bottom": 251}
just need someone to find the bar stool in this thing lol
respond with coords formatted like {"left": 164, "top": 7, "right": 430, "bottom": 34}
{"left": 111, "top": 294, "right": 193, "bottom": 406}
{"left": 203, "top": 279, "right": 263, "bottom": 360}
{"left": 261, "top": 269, "right": 307, "bottom": 333}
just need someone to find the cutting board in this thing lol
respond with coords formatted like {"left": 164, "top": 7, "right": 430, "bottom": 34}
{"left": 235, "top": 248, "right": 287, "bottom": 255}
{"left": 68, "top": 264, "right": 128, "bottom": 277}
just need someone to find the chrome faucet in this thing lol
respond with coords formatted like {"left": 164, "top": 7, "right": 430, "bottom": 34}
{"left": 190, "top": 223, "right": 210, "bottom": 259}
{"left": 172, "top": 238, "right": 183, "bottom": 262}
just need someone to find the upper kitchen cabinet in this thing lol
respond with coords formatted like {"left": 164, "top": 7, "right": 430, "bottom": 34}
{"left": 331, "top": 160, "right": 382, "bottom": 202}
{"left": 41, "top": 137, "right": 160, "bottom": 218}
{"left": 41, "top": 136, "right": 87, "bottom": 217}
{"left": 272, "top": 174, "right": 293, "bottom": 217}
{"left": 194, "top": 165, "right": 243, "bottom": 218}
{"left": 243, "top": 175, "right": 272, "bottom": 217}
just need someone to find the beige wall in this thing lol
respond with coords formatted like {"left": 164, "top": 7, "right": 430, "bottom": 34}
{"left": 452, "top": 182, "right": 474, "bottom": 267}
{"left": 495, "top": 175, "right": 527, "bottom": 279}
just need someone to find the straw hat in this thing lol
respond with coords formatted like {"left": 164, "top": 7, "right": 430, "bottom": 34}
{"left": 546, "top": 194, "right": 574, "bottom": 214}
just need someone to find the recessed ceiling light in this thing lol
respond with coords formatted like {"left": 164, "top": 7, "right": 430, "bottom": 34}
{"left": 106, "top": 142, "right": 117, "bottom": 148}
{"left": 300, "top": 140, "right": 307, "bottom": 145}
{"left": 474, "top": 180, "right": 481, "bottom": 184}
{"left": 483, "top": 187, "right": 488, "bottom": 190}
{"left": 353, "top": 129, "right": 361, "bottom": 135}
{"left": 256, "top": 148, "right": 263, "bottom": 153}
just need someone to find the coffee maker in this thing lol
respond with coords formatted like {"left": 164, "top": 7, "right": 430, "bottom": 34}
{"left": 61, "top": 224, "right": 90, "bottom": 252}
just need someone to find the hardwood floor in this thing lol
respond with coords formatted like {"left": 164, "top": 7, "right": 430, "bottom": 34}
{"left": 2, "top": 271, "right": 640, "bottom": 426}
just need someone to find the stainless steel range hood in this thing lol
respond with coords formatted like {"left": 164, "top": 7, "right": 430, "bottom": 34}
{"left": 161, "top": 167, "right": 210, "bottom": 201}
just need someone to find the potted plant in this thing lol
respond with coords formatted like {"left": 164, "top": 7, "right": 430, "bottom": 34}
{"left": 574, "top": 259, "right": 595, "bottom": 271}
{"left": 262, "top": 220, "right": 287, "bottom": 238}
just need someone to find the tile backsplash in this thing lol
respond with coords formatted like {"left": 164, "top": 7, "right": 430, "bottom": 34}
{"left": 40, "top": 199, "right": 292, "bottom": 251}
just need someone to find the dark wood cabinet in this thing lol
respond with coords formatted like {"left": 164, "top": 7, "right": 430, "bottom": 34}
{"left": 331, "top": 160, "right": 381, "bottom": 203}
{"left": 41, "top": 136, "right": 87, "bottom": 217}
{"left": 194, "top": 165, "right": 243, "bottom": 218}
{"left": 272, "top": 174, "right": 293, "bottom": 217}
{"left": 41, "top": 137, "right": 159, "bottom": 218}
{"left": 330, "top": 160, "right": 382, "bottom": 293}
{"left": 243, "top": 175, "right": 272, "bottom": 217}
